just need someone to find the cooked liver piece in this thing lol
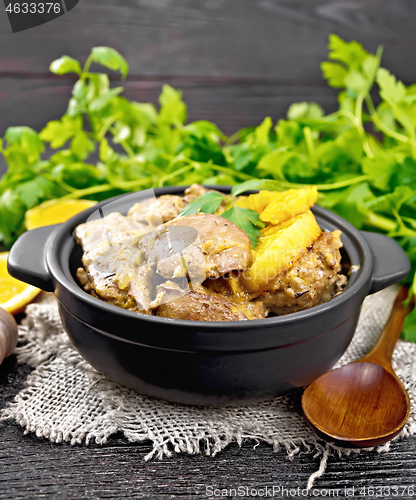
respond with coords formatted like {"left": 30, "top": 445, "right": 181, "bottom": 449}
{"left": 155, "top": 284, "right": 266, "bottom": 321}
{"left": 74, "top": 212, "right": 154, "bottom": 313}
{"left": 183, "top": 183, "right": 210, "bottom": 202}
{"left": 127, "top": 195, "right": 187, "bottom": 225}
{"left": 166, "top": 213, "right": 253, "bottom": 278}
{"left": 139, "top": 213, "right": 253, "bottom": 281}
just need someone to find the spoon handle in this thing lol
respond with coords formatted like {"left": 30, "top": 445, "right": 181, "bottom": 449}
{"left": 361, "top": 286, "right": 413, "bottom": 370}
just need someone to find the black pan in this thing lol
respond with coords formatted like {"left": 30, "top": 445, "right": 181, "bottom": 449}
{"left": 7, "top": 186, "right": 411, "bottom": 405}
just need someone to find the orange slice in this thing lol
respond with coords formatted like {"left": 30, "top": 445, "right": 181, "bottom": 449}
{"left": 241, "top": 210, "right": 322, "bottom": 292}
{"left": 259, "top": 186, "right": 318, "bottom": 224}
{"left": 25, "top": 198, "right": 97, "bottom": 230}
{"left": 236, "top": 186, "right": 318, "bottom": 225}
{"left": 0, "top": 252, "right": 41, "bottom": 314}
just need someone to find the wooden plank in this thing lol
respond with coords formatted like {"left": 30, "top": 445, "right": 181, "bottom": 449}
{"left": 0, "top": 76, "right": 339, "bottom": 135}
{"left": 0, "top": 0, "right": 414, "bottom": 82}
{"left": 1, "top": 358, "right": 416, "bottom": 499}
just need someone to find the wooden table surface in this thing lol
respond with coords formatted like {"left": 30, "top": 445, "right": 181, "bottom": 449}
{"left": 2, "top": 357, "right": 416, "bottom": 499}
{"left": 1, "top": 2, "right": 416, "bottom": 498}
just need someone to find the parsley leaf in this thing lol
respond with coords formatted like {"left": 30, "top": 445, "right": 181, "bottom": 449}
{"left": 362, "top": 151, "right": 399, "bottom": 191}
{"left": 221, "top": 205, "right": 264, "bottom": 248}
{"left": 4, "top": 127, "right": 44, "bottom": 164}
{"left": 49, "top": 56, "right": 82, "bottom": 76}
{"left": 71, "top": 131, "right": 96, "bottom": 160}
{"left": 230, "top": 179, "right": 265, "bottom": 197}
{"left": 179, "top": 187, "right": 266, "bottom": 247}
{"left": 158, "top": 85, "right": 187, "bottom": 127}
{"left": 89, "top": 47, "right": 129, "bottom": 79}
{"left": 39, "top": 115, "right": 82, "bottom": 148}
{"left": 179, "top": 191, "right": 225, "bottom": 217}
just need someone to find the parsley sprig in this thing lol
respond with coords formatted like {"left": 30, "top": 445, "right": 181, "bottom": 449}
{"left": 179, "top": 180, "right": 266, "bottom": 247}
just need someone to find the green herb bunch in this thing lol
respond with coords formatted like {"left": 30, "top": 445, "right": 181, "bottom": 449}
{"left": 1, "top": 36, "right": 416, "bottom": 339}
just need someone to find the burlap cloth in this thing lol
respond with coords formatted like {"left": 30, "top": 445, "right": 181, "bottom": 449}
{"left": 2, "top": 285, "right": 416, "bottom": 487}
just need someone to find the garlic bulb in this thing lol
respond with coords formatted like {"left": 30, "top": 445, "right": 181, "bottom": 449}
{"left": 0, "top": 306, "right": 18, "bottom": 365}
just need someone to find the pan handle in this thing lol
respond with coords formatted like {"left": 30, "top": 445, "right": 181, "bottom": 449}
{"left": 7, "top": 224, "right": 61, "bottom": 292}
{"left": 361, "top": 231, "right": 411, "bottom": 295}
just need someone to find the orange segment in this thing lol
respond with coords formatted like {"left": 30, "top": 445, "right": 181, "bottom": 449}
{"left": 235, "top": 190, "right": 278, "bottom": 214}
{"left": 236, "top": 186, "right": 318, "bottom": 225}
{"left": 25, "top": 198, "right": 97, "bottom": 230}
{"left": 241, "top": 210, "right": 322, "bottom": 292}
{"left": 0, "top": 252, "right": 41, "bottom": 314}
{"left": 259, "top": 186, "right": 318, "bottom": 224}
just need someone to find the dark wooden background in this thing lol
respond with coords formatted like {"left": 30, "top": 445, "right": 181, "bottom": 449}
{"left": 1, "top": 0, "right": 416, "bottom": 169}
{"left": 2, "top": 1, "right": 416, "bottom": 498}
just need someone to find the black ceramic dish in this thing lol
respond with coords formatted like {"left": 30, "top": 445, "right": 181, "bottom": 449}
{"left": 8, "top": 186, "right": 411, "bottom": 405}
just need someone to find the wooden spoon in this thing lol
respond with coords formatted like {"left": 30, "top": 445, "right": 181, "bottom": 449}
{"left": 301, "top": 286, "right": 413, "bottom": 447}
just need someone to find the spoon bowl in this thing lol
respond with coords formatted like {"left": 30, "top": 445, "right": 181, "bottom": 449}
{"left": 302, "top": 286, "right": 412, "bottom": 447}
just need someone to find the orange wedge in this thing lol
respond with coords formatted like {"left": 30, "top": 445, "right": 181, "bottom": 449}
{"left": 236, "top": 186, "right": 318, "bottom": 225}
{"left": 0, "top": 252, "right": 41, "bottom": 314}
{"left": 259, "top": 186, "right": 318, "bottom": 224}
{"left": 241, "top": 210, "right": 322, "bottom": 292}
{"left": 25, "top": 198, "right": 97, "bottom": 230}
